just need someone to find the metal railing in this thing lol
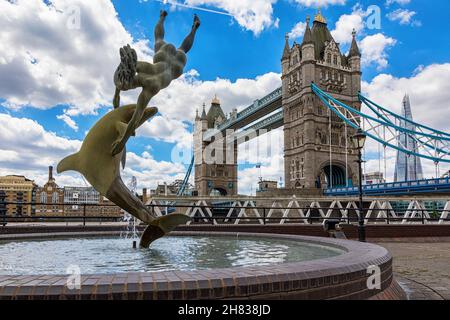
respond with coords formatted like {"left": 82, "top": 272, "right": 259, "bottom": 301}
{"left": 0, "top": 202, "right": 123, "bottom": 226}
{"left": 203, "top": 87, "right": 283, "bottom": 141}
{"left": 145, "top": 203, "right": 449, "bottom": 225}
{"left": 1, "top": 202, "right": 449, "bottom": 226}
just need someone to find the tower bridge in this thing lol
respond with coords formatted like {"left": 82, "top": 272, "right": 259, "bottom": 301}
{"left": 187, "top": 11, "right": 450, "bottom": 198}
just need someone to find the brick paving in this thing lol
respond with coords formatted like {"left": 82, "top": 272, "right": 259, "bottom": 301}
{"left": 377, "top": 241, "right": 450, "bottom": 300}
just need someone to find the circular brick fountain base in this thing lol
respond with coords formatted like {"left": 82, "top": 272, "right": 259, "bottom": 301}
{"left": 0, "top": 232, "right": 405, "bottom": 300}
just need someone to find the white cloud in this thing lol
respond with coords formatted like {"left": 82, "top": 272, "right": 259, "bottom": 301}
{"left": 387, "top": 9, "right": 421, "bottom": 26}
{"left": 0, "top": 113, "right": 83, "bottom": 186}
{"left": 56, "top": 114, "right": 79, "bottom": 131}
{"left": 124, "top": 151, "right": 188, "bottom": 190}
{"left": 362, "top": 63, "right": 450, "bottom": 132}
{"left": 0, "top": 0, "right": 153, "bottom": 119}
{"left": 238, "top": 158, "right": 284, "bottom": 195}
{"left": 327, "top": 5, "right": 397, "bottom": 69}
{"left": 359, "top": 33, "right": 396, "bottom": 70}
{"left": 152, "top": 70, "right": 281, "bottom": 122}
{"left": 185, "top": 0, "right": 278, "bottom": 35}
{"left": 288, "top": 22, "right": 307, "bottom": 39}
{"left": 138, "top": 116, "right": 193, "bottom": 149}
{"left": 331, "top": 11, "right": 365, "bottom": 45}
{"left": 236, "top": 127, "right": 284, "bottom": 195}
{"left": 238, "top": 130, "right": 284, "bottom": 195}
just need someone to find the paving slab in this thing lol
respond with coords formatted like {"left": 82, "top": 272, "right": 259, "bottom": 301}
{"left": 377, "top": 241, "right": 450, "bottom": 300}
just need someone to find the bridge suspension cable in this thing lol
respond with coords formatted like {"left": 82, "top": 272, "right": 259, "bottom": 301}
{"left": 311, "top": 83, "right": 450, "bottom": 164}
{"left": 177, "top": 155, "right": 194, "bottom": 196}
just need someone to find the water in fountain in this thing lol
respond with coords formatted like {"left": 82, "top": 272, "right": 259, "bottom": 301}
{"left": 120, "top": 176, "right": 142, "bottom": 240}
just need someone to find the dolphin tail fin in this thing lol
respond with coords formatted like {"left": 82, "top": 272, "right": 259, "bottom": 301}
{"left": 154, "top": 214, "right": 191, "bottom": 233}
{"left": 57, "top": 153, "right": 80, "bottom": 174}
{"left": 137, "top": 107, "right": 158, "bottom": 128}
{"left": 139, "top": 214, "right": 191, "bottom": 248}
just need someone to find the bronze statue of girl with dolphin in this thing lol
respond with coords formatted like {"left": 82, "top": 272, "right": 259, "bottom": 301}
{"left": 57, "top": 10, "right": 200, "bottom": 248}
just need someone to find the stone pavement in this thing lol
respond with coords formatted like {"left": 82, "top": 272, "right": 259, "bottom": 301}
{"left": 376, "top": 241, "right": 450, "bottom": 300}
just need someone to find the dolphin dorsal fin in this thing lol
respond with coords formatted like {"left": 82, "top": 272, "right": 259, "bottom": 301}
{"left": 121, "top": 145, "right": 127, "bottom": 169}
{"left": 57, "top": 153, "right": 80, "bottom": 174}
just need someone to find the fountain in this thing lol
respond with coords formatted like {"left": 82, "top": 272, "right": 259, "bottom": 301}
{"left": 0, "top": 11, "right": 406, "bottom": 301}
{"left": 0, "top": 232, "right": 406, "bottom": 300}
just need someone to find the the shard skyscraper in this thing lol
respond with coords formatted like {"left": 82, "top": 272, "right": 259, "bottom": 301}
{"left": 394, "top": 95, "right": 424, "bottom": 182}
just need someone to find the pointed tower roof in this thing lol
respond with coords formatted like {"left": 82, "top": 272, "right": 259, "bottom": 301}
{"left": 207, "top": 96, "right": 226, "bottom": 128}
{"left": 201, "top": 103, "right": 207, "bottom": 120}
{"left": 349, "top": 29, "right": 361, "bottom": 57}
{"left": 310, "top": 9, "right": 334, "bottom": 60}
{"left": 282, "top": 33, "right": 290, "bottom": 61}
{"left": 195, "top": 108, "right": 200, "bottom": 121}
{"left": 302, "top": 16, "right": 313, "bottom": 46}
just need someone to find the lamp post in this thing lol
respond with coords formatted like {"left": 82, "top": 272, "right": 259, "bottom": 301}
{"left": 352, "top": 128, "right": 367, "bottom": 242}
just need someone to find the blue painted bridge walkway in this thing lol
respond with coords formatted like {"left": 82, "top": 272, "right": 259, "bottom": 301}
{"left": 325, "top": 177, "right": 450, "bottom": 196}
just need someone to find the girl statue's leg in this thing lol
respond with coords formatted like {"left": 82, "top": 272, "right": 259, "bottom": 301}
{"left": 155, "top": 10, "right": 168, "bottom": 52}
{"left": 179, "top": 14, "right": 201, "bottom": 54}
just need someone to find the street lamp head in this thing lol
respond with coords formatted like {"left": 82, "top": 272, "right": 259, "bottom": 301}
{"left": 352, "top": 128, "right": 367, "bottom": 151}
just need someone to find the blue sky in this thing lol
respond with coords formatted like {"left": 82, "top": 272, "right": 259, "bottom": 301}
{"left": 0, "top": 0, "right": 449, "bottom": 194}
{"left": 114, "top": 0, "right": 450, "bottom": 81}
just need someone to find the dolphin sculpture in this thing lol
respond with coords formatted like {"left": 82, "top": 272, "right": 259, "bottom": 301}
{"left": 57, "top": 104, "right": 190, "bottom": 248}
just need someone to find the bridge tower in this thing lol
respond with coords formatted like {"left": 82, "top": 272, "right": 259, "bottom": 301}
{"left": 282, "top": 11, "right": 362, "bottom": 189}
{"left": 193, "top": 97, "right": 238, "bottom": 196}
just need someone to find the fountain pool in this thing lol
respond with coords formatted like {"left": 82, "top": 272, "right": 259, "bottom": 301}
{"left": 0, "top": 235, "right": 344, "bottom": 275}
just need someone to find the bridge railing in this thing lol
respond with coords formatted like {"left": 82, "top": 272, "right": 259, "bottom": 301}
{"left": 325, "top": 177, "right": 450, "bottom": 196}
{"left": 209, "top": 87, "right": 282, "bottom": 133}
{"left": 2, "top": 199, "right": 449, "bottom": 226}
{"left": 146, "top": 199, "right": 450, "bottom": 225}
{"left": 1, "top": 205, "right": 448, "bottom": 226}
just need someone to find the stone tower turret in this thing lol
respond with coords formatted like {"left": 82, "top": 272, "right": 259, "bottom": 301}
{"left": 194, "top": 97, "right": 238, "bottom": 196}
{"left": 301, "top": 16, "right": 314, "bottom": 62}
{"left": 348, "top": 29, "right": 362, "bottom": 94}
